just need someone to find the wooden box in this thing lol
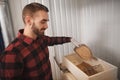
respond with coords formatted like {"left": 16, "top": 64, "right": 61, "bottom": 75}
{"left": 63, "top": 53, "right": 118, "bottom": 80}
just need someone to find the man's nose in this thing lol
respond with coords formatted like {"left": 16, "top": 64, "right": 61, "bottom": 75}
{"left": 44, "top": 23, "right": 48, "bottom": 29}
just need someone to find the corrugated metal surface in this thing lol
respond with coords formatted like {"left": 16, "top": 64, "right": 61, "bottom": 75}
{"left": 48, "top": 0, "right": 82, "bottom": 79}
{"left": 49, "top": 0, "right": 82, "bottom": 79}
{"left": 0, "top": 0, "right": 14, "bottom": 47}
{"left": 8, "top": 0, "right": 120, "bottom": 79}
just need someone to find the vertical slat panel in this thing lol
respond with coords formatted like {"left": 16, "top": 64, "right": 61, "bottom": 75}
{"left": 48, "top": 1, "right": 58, "bottom": 79}
{"left": 64, "top": 0, "right": 73, "bottom": 54}
{"left": 8, "top": 0, "right": 23, "bottom": 35}
{"left": 60, "top": 0, "right": 67, "bottom": 56}
{"left": 58, "top": 0, "right": 64, "bottom": 63}
{"left": 21, "top": 0, "right": 28, "bottom": 10}
{"left": 53, "top": 0, "right": 60, "bottom": 62}
{"left": 28, "top": 0, "right": 35, "bottom": 3}
{"left": 49, "top": 0, "right": 82, "bottom": 79}
{"left": 65, "top": 0, "right": 74, "bottom": 53}
{"left": 43, "top": 0, "right": 57, "bottom": 79}
{"left": 53, "top": 0, "right": 63, "bottom": 79}
{"left": 0, "top": 1, "right": 10, "bottom": 47}
{"left": 70, "top": 0, "right": 76, "bottom": 38}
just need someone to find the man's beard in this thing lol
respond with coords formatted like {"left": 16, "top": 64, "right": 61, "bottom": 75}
{"left": 31, "top": 23, "right": 46, "bottom": 37}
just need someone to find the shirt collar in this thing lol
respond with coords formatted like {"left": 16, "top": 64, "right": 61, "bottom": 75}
{"left": 17, "top": 29, "right": 34, "bottom": 44}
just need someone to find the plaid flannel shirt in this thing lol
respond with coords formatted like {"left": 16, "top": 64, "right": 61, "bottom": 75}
{"left": 0, "top": 29, "right": 71, "bottom": 80}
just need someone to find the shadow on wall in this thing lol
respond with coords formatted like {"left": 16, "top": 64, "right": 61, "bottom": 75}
{"left": 90, "top": 22, "right": 120, "bottom": 79}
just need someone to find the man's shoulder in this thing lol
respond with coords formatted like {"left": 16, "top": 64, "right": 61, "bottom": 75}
{"left": 3, "top": 38, "right": 26, "bottom": 54}
{"left": 6, "top": 38, "right": 20, "bottom": 49}
{"left": 0, "top": 38, "right": 24, "bottom": 59}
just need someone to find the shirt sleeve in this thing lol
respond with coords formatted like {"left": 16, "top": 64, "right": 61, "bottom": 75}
{"left": 0, "top": 51, "right": 23, "bottom": 80}
{"left": 41, "top": 36, "right": 71, "bottom": 46}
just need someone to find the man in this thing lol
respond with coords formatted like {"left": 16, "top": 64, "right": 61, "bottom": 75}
{"left": 0, "top": 2, "right": 71, "bottom": 80}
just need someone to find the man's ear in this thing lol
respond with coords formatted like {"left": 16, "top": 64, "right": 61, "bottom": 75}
{"left": 25, "top": 16, "right": 33, "bottom": 26}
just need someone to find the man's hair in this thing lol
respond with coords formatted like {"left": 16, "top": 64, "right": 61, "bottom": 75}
{"left": 22, "top": 2, "right": 49, "bottom": 23}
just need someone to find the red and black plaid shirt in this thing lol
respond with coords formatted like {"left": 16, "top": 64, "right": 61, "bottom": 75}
{"left": 0, "top": 29, "right": 71, "bottom": 80}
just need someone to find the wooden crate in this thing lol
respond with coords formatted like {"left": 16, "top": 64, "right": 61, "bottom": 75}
{"left": 63, "top": 53, "right": 118, "bottom": 80}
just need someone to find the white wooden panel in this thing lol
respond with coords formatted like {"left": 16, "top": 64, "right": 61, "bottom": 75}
{"left": 48, "top": 0, "right": 82, "bottom": 79}
{"left": 21, "top": 0, "right": 29, "bottom": 9}
{"left": 0, "top": 0, "right": 14, "bottom": 46}
{"left": 8, "top": 0, "right": 23, "bottom": 35}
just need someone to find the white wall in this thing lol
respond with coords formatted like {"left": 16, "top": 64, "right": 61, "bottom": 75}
{"left": 0, "top": 0, "right": 14, "bottom": 47}
{"left": 8, "top": 0, "right": 120, "bottom": 79}
{"left": 79, "top": 0, "right": 120, "bottom": 79}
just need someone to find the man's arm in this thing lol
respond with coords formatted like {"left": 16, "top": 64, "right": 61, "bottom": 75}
{"left": 0, "top": 51, "right": 23, "bottom": 80}
{"left": 41, "top": 36, "right": 71, "bottom": 46}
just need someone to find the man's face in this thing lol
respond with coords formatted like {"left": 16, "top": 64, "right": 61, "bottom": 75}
{"left": 31, "top": 10, "right": 49, "bottom": 37}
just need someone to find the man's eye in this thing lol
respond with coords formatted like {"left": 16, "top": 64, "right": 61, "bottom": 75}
{"left": 41, "top": 21, "right": 46, "bottom": 24}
